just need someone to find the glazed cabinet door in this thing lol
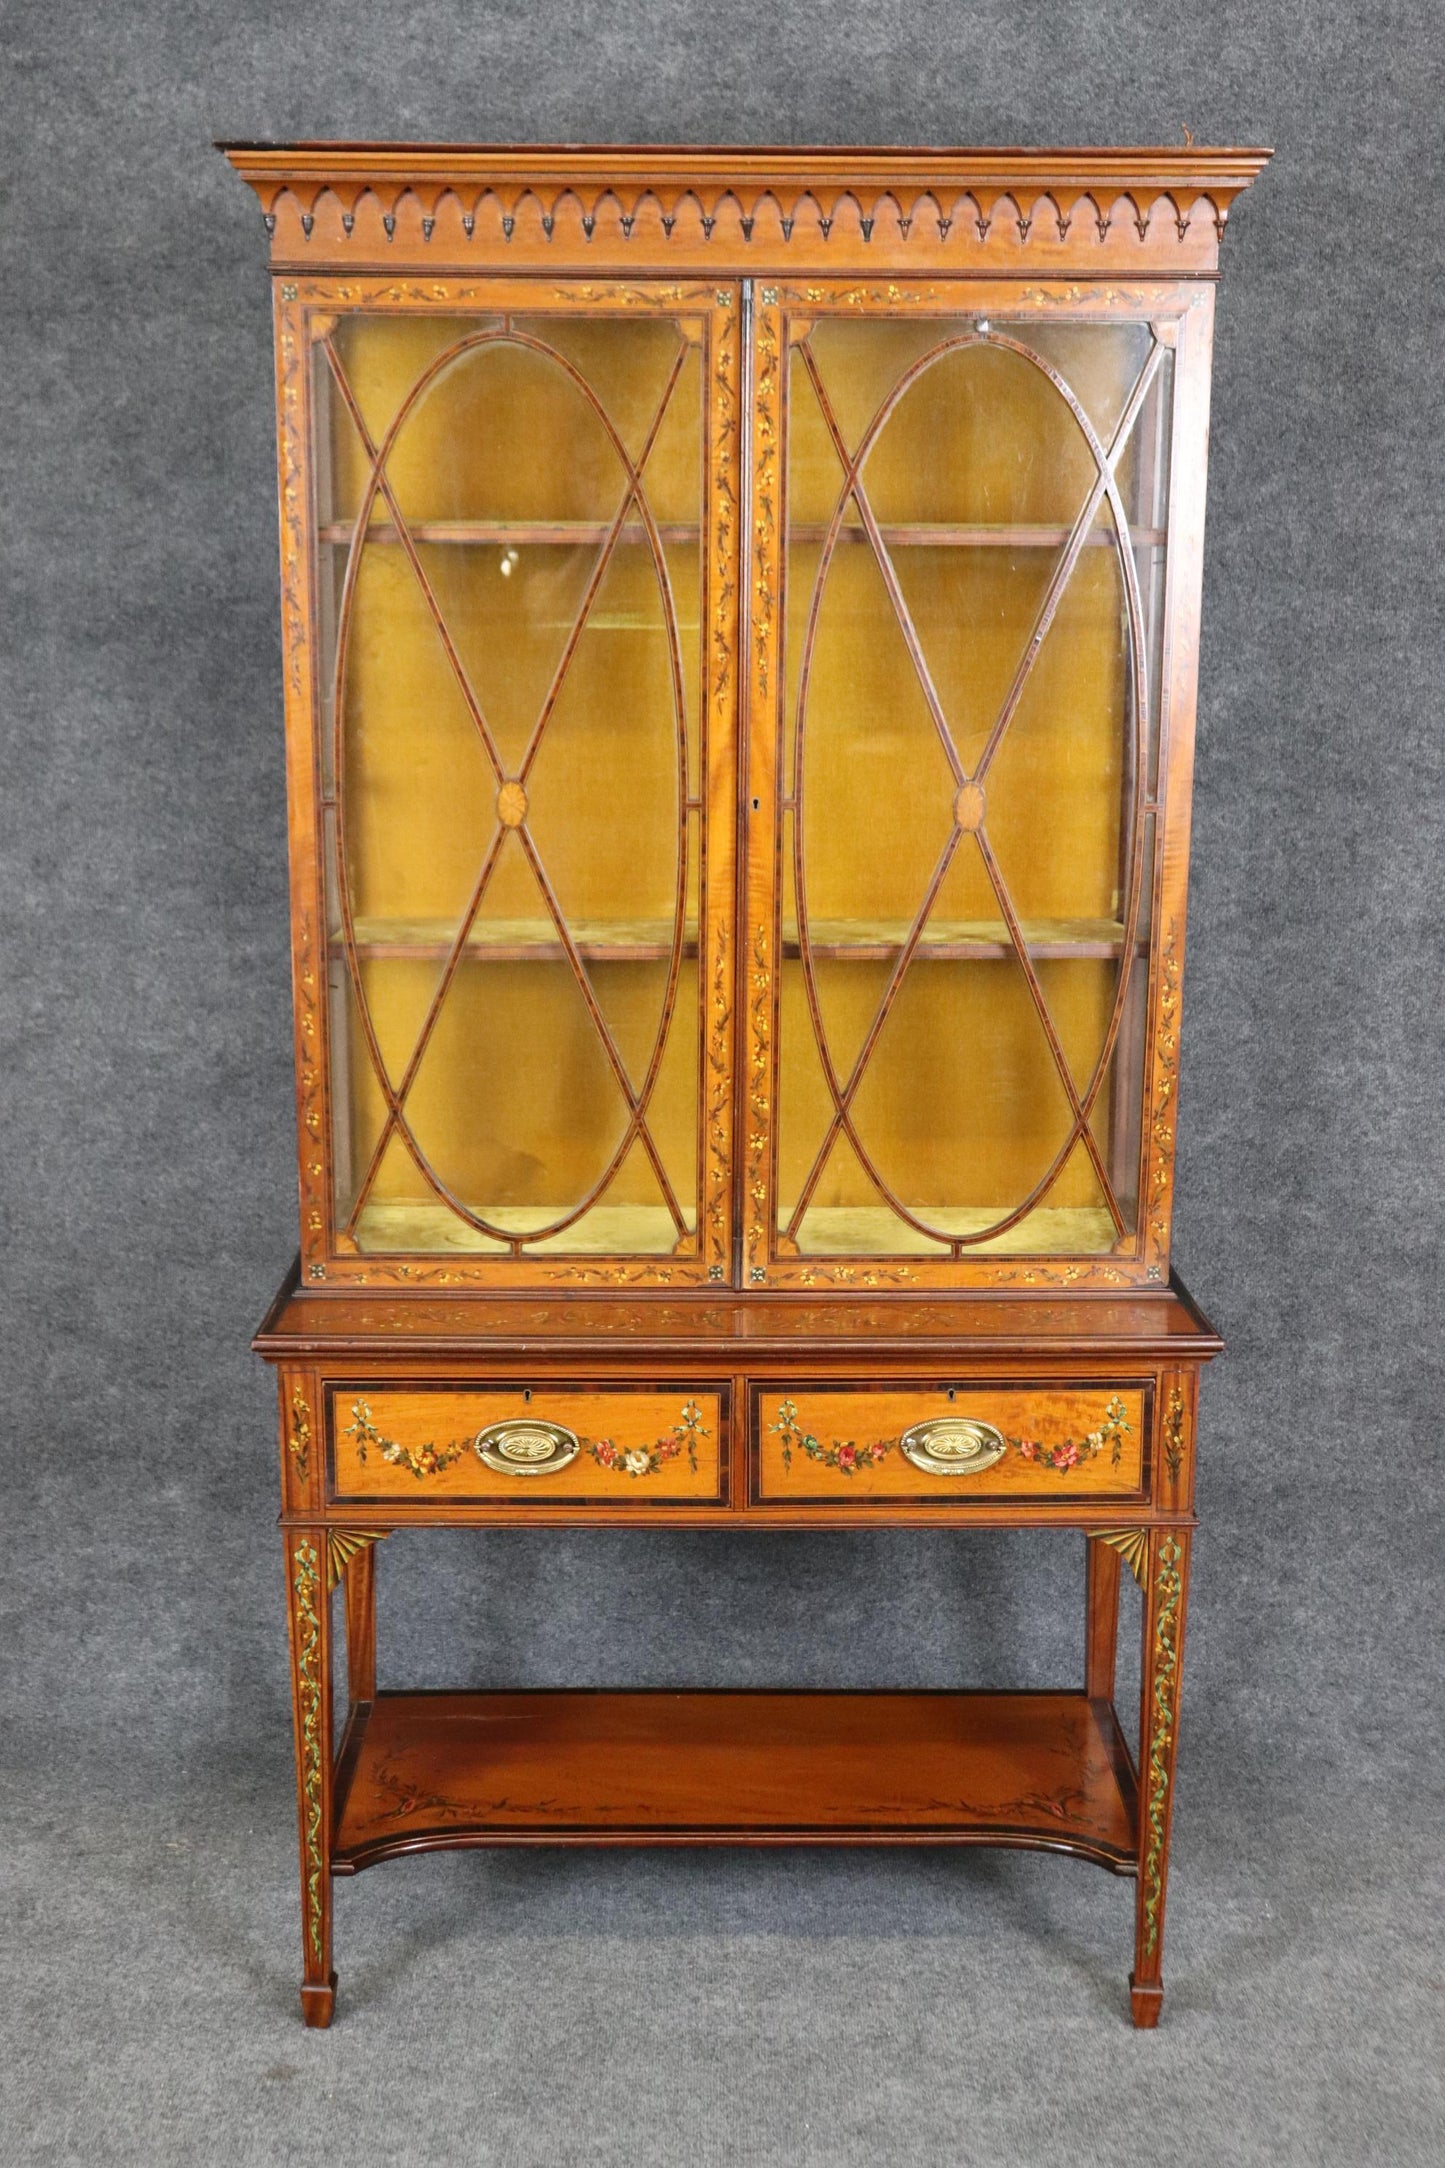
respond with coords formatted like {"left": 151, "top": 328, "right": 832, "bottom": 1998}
{"left": 278, "top": 279, "right": 740, "bottom": 1287}
{"left": 743, "top": 279, "right": 1213, "bottom": 1290}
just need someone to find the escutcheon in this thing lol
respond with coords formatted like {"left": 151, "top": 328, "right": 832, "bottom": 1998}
{"left": 474, "top": 1420, "right": 581, "bottom": 1476}
{"left": 899, "top": 1417, "right": 1007, "bottom": 1476}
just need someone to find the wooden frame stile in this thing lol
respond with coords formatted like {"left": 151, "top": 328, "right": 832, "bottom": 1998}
{"left": 272, "top": 287, "right": 332, "bottom": 1288}
{"left": 742, "top": 278, "right": 784, "bottom": 1291}
{"left": 230, "top": 141, "right": 1266, "bottom": 2030}
{"left": 1138, "top": 287, "right": 1217, "bottom": 1280}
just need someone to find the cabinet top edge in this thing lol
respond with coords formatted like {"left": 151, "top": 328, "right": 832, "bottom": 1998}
{"left": 253, "top": 1273, "right": 1224, "bottom": 1362}
{"left": 220, "top": 140, "right": 1271, "bottom": 194}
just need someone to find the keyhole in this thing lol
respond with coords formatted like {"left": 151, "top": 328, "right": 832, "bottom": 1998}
{"left": 523, "top": 1389, "right": 532, "bottom": 1404}
{"left": 751, "top": 797, "right": 760, "bottom": 811}
{"left": 947, "top": 1388, "right": 957, "bottom": 1402}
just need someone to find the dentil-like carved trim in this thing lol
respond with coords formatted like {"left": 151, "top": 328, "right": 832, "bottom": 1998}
{"left": 226, "top": 147, "right": 1269, "bottom": 254}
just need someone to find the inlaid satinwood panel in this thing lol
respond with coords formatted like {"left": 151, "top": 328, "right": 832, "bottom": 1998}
{"left": 329, "top": 1382, "right": 727, "bottom": 1502}
{"left": 752, "top": 1381, "right": 1149, "bottom": 1501}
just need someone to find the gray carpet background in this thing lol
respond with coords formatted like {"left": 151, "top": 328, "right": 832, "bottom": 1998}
{"left": 2, "top": 3, "right": 1443, "bottom": 2162}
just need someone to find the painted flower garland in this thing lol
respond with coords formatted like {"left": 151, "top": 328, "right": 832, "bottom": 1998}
{"left": 770, "top": 1396, "right": 1132, "bottom": 1478}
{"left": 771, "top": 1399, "right": 894, "bottom": 1475}
{"left": 1008, "top": 1397, "right": 1132, "bottom": 1472}
{"left": 345, "top": 1401, "right": 471, "bottom": 1479}
{"left": 344, "top": 1398, "right": 708, "bottom": 1480}
{"left": 582, "top": 1400, "right": 707, "bottom": 1478}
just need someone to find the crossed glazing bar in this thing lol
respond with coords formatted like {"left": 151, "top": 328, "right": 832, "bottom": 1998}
{"left": 321, "top": 320, "right": 694, "bottom": 1253}
{"left": 785, "top": 324, "right": 1162, "bottom": 1253}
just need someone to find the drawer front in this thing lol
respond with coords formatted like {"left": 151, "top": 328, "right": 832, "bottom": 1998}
{"left": 752, "top": 1383, "right": 1149, "bottom": 1503}
{"left": 329, "top": 1384, "right": 726, "bottom": 1504}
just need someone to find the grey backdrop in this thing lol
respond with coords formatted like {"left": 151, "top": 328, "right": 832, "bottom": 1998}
{"left": 3, "top": 3, "right": 1443, "bottom": 2163}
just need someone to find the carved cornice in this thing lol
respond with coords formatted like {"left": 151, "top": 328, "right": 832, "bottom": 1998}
{"left": 223, "top": 143, "right": 1270, "bottom": 261}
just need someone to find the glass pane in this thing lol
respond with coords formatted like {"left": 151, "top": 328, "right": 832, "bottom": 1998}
{"left": 316, "top": 308, "right": 703, "bottom": 1258}
{"left": 778, "top": 313, "right": 1172, "bottom": 1259}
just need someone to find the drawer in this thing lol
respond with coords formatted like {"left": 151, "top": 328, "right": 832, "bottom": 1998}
{"left": 751, "top": 1382, "right": 1149, "bottom": 1504}
{"left": 328, "top": 1383, "right": 727, "bottom": 1504}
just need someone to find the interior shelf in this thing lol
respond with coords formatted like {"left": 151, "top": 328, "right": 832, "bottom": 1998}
{"left": 348, "top": 1200, "right": 1121, "bottom": 1259}
{"left": 782, "top": 1204, "right": 1122, "bottom": 1258}
{"left": 318, "top": 519, "right": 1166, "bottom": 551}
{"left": 789, "top": 916, "right": 1139, "bottom": 962}
{"left": 343, "top": 917, "right": 699, "bottom": 964}
{"left": 338, "top": 916, "right": 1139, "bottom": 965}
{"left": 332, "top": 1690, "right": 1139, "bottom": 1870}
{"left": 352, "top": 1201, "right": 693, "bottom": 1256}
{"left": 318, "top": 519, "right": 700, "bottom": 548}
{"left": 795, "top": 522, "right": 1166, "bottom": 551}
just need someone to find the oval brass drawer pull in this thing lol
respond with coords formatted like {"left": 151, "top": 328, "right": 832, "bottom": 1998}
{"left": 474, "top": 1419, "right": 580, "bottom": 1475}
{"left": 900, "top": 1417, "right": 1006, "bottom": 1476}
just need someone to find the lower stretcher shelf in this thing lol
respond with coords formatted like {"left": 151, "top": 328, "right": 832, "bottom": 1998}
{"left": 332, "top": 1690, "right": 1139, "bottom": 1871}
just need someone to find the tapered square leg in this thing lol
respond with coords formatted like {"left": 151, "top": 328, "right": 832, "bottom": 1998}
{"left": 1131, "top": 1526, "right": 1191, "bottom": 2026}
{"left": 1085, "top": 1534, "right": 1122, "bottom": 1699}
{"left": 284, "top": 1529, "right": 335, "bottom": 2026}
{"left": 343, "top": 1538, "right": 378, "bottom": 1707}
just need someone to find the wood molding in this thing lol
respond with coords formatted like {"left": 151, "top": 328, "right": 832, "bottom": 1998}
{"left": 223, "top": 142, "right": 1270, "bottom": 235}
{"left": 222, "top": 143, "right": 1270, "bottom": 275}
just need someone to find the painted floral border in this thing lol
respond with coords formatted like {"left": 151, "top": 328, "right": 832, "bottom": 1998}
{"left": 343, "top": 1398, "right": 708, "bottom": 1480}
{"left": 769, "top": 1396, "right": 1131, "bottom": 1478}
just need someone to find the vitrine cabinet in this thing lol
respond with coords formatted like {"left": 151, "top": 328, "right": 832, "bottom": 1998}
{"left": 228, "top": 141, "right": 1267, "bottom": 2027}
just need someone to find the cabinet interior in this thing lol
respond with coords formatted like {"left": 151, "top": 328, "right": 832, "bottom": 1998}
{"left": 313, "top": 299, "right": 1172, "bottom": 1265}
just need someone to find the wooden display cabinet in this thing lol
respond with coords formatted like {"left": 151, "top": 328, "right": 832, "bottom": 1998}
{"left": 226, "top": 141, "right": 1268, "bottom": 2027}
